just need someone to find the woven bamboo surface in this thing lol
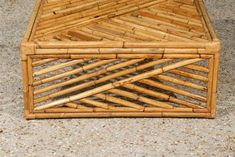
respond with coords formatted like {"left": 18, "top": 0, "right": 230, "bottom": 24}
{"left": 27, "top": 0, "right": 217, "bottom": 42}
{"left": 21, "top": 0, "right": 221, "bottom": 119}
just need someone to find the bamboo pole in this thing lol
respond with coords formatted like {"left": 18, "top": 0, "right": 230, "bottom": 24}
{"left": 210, "top": 52, "right": 220, "bottom": 118}
{"left": 109, "top": 88, "right": 173, "bottom": 109}
{"left": 36, "top": 107, "right": 200, "bottom": 113}
{"left": 65, "top": 102, "right": 91, "bottom": 110}
{"left": 184, "top": 64, "right": 209, "bottom": 73}
{"left": 36, "top": 41, "right": 209, "bottom": 49}
{"left": 21, "top": 61, "right": 30, "bottom": 116}
{"left": 95, "top": 93, "right": 145, "bottom": 110}
{"left": 206, "top": 56, "right": 214, "bottom": 112}
{"left": 27, "top": 57, "right": 34, "bottom": 112}
{"left": 25, "top": 112, "right": 211, "bottom": 119}
{"left": 123, "top": 83, "right": 203, "bottom": 109}
{"left": 154, "top": 74, "right": 207, "bottom": 91}
{"left": 29, "top": 0, "right": 46, "bottom": 41}
{"left": 197, "top": 0, "right": 219, "bottom": 40}
{"left": 32, "top": 58, "right": 58, "bottom": 67}
{"left": 33, "top": 59, "right": 85, "bottom": 76}
{"left": 22, "top": 0, "right": 43, "bottom": 41}
{"left": 169, "top": 69, "right": 209, "bottom": 82}
{"left": 139, "top": 79, "right": 207, "bottom": 102}
{"left": 34, "top": 107, "right": 144, "bottom": 113}
{"left": 80, "top": 98, "right": 116, "bottom": 110}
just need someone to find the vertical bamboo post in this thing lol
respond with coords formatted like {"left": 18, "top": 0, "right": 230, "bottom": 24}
{"left": 21, "top": 60, "right": 30, "bottom": 117}
{"left": 210, "top": 52, "right": 220, "bottom": 118}
{"left": 20, "top": 42, "right": 36, "bottom": 119}
{"left": 206, "top": 55, "right": 214, "bottom": 112}
{"left": 27, "top": 57, "right": 35, "bottom": 113}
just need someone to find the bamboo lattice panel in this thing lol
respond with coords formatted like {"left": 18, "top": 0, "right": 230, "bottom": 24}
{"left": 32, "top": 56, "right": 210, "bottom": 112}
{"left": 21, "top": 0, "right": 221, "bottom": 119}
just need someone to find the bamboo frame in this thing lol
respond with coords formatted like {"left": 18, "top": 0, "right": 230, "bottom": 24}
{"left": 21, "top": 0, "right": 220, "bottom": 119}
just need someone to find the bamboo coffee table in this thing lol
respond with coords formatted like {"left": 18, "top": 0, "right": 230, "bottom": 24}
{"left": 21, "top": 0, "right": 220, "bottom": 119}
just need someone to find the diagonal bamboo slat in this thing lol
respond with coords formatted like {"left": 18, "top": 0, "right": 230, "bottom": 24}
{"left": 34, "top": 58, "right": 203, "bottom": 110}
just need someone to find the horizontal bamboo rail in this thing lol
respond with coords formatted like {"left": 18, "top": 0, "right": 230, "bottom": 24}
{"left": 34, "top": 107, "right": 209, "bottom": 114}
{"left": 35, "top": 48, "right": 212, "bottom": 55}
{"left": 26, "top": 112, "right": 212, "bottom": 119}
{"left": 35, "top": 41, "right": 218, "bottom": 49}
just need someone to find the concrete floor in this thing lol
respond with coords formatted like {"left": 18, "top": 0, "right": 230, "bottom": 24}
{"left": 0, "top": 0, "right": 234, "bottom": 156}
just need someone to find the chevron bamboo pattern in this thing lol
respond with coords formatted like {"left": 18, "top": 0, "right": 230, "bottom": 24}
{"left": 21, "top": 0, "right": 221, "bottom": 119}
{"left": 32, "top": 0, "right": 210, "bottom": 42}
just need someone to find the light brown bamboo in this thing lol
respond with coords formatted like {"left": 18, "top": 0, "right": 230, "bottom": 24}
{"left": 193, "top": 108, "right": 209, "bottom": 113}
{"left": 34, "top": 60, "right": 136, "bottom": 93}
{"left": 34, "top": 1, "right": 152, "bottom": 37}
{"left": 41, "top": 107, "right": 93, "bottom": 113}
{"left": 22, "top": 0, "right": 43, "bottom": 41}
{"left": 118, "top": 15, "right": 195, "bottom": 42}
{"left": 33, "top": 59, "right": 84, "bottom": 76}
{"left": 35, "top": 107, "right": 145, "bottom": 113}
{"left": 33, "top": 59, "right": 142, "bottom": 97}
{"left": 119, "top": 12, "right": 206, "bottom": 41}
{"left": 169, "top": 69, "right": 208, "bottom": 82}
{"left": 194, "top": 0, "right": 212, "bottom": 41}
{"left": 34, "top": 0, "right": 167, "bottom": 37}
{"left": 206, "top": 56, "right": 214, "bottom": 111}
{"left": 27, "top": 57, "right": 34, "bottom": 112}
{"left": 139, "top": 79, "right": 207, "bottom": 102}
{"left": 161, "top": 112, "right": 211, "bottom": 118}
{"left": 197, "top": 0, "right": 219, "bottom": 40}
{"left": 25, "top": 112, "right": 212, "bottom": 119}
{"left": 29, "top": 0, "right": 45, "bottom": 41}
{"left": 95, "top": 93, "right": 145, "bottom": 110}
{"left": 31, "top": 54, "right": 71, "bottom": 59}
{"left": 34, "top": 59, "right": 165, "bottom": 103}
{"left": 210, "top": 52, "right": 220, "bottom": 118}
{"left": 32, "top": 58, "right": 58, "bottom": 67}
{"left": 123, "top": 83, "right": 204, "bottom": 109}
{"left": 34, "top": 58, "right": 202, "bottom": 110}
{"left": 33, "top": 59, "right": 111, "bottom": 86}
{"left": 184, "top": 64, "right": 209, "bottom": 73}
{"left": 21, "top": 0, "right": 220, "bottom": 119}
{"left": 21, "top": 61, "right": 30, "bottom": 116}
{"left": 145, "top": 107, "right": 193, "bottom": 112}
{"left": 93, "top": 107, "right": 140, "bottom": 112}
{"left": 36, "top": 41, "right": 209, "bottom": 49}
{"left": 35, "top": 107, "right": 200, "bottom": 114}
{"left": 65, "top": 102, "right": 91, "bottom": 110}
{"left": 80, "top": 98, "right": 116, "bottom": 110}
{"left": 36, "top": 41, "right": 124, "bottom": 48}
{"left": 70, "top": 54, "right": 117, "bottom": 59}
{"left": 154, "top": 74, "right": 207, "bottom": 91}
{"left": 109, "top": 88, "right": 173, "bottom": 109}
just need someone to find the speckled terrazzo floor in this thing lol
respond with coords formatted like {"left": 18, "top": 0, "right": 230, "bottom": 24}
{"left": 0, "top": 0, "right": 234, "bottom": 156}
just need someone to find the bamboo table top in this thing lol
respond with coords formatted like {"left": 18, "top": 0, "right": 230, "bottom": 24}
{"left": 26, "top": 0, "right": 219, "bottom": 44}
